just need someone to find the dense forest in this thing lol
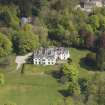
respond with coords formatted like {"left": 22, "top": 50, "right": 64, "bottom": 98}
{"left": 0, "top": 0, "right": 105, "bottom": 69}
{"left": 0, "top": 0, "right": 105, "bottom": 105}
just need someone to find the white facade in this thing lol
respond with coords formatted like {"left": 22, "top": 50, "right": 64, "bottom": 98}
{"left": 33, "top": 47, "right": 70, "bottom": 65}
{"left": 33, "top": 57, "right": 56, "bottom": 65}
{"left": 95, "top": 1, "right": 103, "bottom": 7}
{"left": 77, "top": 0, "right": 104, "bottom": 12}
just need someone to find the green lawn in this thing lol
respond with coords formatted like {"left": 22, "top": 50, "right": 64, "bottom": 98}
{"left": 0, "top": 48, "right": 105, "bottom": 105}
{"left": 70, "top": 48, "right": 93, "bottom": 78}
{"left": 23, "top": 64, "right": 60, "bottom": 75}
{"left": 0, "top": 55, "right": 63, "bottom": 105}
{"left": 70, "top": 48, "right": 105, "bottom": 78}
{"left": 0, "top": 74, "right": 63, "bottom": 105}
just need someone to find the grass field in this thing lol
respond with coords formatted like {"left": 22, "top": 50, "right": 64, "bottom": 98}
{"left": 0, "top": 48, "right": 105, "bottom": 105}
{"left": 0, "top": 55, "right": 64, "bottom": 105}
{"left": 23, "top": 64, "right": 60, "bottom": 75}
{"left": 0, "top": 74, "right": 64, "bottom": 105}
{"left": 70, "top": 48, "right": 93, "bottom": 78}
{"left": 70, "top": 48, "right": 105, "bottom": 78}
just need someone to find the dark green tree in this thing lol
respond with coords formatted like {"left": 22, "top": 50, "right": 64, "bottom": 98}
{"left": 12, "top": 30, "right": 39, "bottom": 54}
{"left": 0, "top": 33, "right": 12, "bottom": 57}
{"left": 96, "top": 48, "right": 105, "bottom": 71}
{"left": 86, "top": 74, "right": 105, "bottom": 105}
{"left": 0, "top": 5, "right": 19, "bottom": 28}
{"left": 61, "top": 63, "right": 79, "bottom": 82}
{"left": 61, "top": 63, "right": 80, "bottom": 95}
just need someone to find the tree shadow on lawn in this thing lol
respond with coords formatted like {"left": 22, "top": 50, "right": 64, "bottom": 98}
{"left": 50, "top": 70, "right": 64, "bottom": 84}
{"left": 79, "top": 57, "right": 97, "bottom": 71}
{"left": 58, "top": 89, "right": 70, "bottom": 97}
{"left": 46, "top": 64, "right": 62, "bottom": 79}
{"left": 51, "top": 70, "right": 62, "bottom": 79}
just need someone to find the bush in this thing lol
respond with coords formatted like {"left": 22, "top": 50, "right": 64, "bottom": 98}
{"left": 79, "top": 78, "right": 88, "bottom": 94}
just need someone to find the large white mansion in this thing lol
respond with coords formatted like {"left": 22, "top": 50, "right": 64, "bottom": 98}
{"left": 76, "top": 0, "right": 105, "bottom": 12}
{"left": 33, "top": 47, "right": 70, "bottom": 65}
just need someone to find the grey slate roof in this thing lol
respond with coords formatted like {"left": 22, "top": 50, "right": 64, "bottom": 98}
{"left": 33, "top": 47, "right": 69, "bottom": 59}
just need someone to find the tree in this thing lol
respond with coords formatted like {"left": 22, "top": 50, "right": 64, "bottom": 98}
{"left": 98, "top": 32, "right": 105, "bottom": 48}
{"left": 63, "top": 21, "right": 78, "bottom": 46}
{"left": 0, "top": 5, "right": 19, "bottom": 28}
{"left": 65, "top": 97, "right": 75, "bottom": 105}
{"left": 12, "top": 30, "right": 39, "bottom": 54}
{"left": 79, "top": 29, "right": 95, "bottom": 49}
{"left": 61, "top": 63, "right": 79, "bottom": 82}
{"left": 88, "top": 15, "right": 100, "bottom": 32}
{"left": 84, "top": 32, "right": 95, "bottom": 49}
{"left": 49, "top": 24, "right": 65, "bottom": 43}
{"left": 0, "top": 33, "right": 12, "bottom": 57}
{"left": 67, "top": 81, "right": 80, "bottom": 96}
{"left": 33, "top": 18, "right": 48, "bottom": 47}
{"left": 98, "top": 14, "right": 105, "bottom": 31}
{"left": 96, "top": 32, "right": 105, "bottom": 70}
{"left": 16, "top": 0, "right": 32, "bottom": 17}
{"left": 96, "top": 48, "right": 105, "bottom": 71}
{"left": 86, "top": 73, "right": 105, "bottom": 105}
{"left": 61, "top": 63, "right": 80, "bottom": 95}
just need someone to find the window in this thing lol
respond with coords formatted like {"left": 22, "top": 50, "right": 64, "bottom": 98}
{"left": 42, "top": 59, "right": 45, "bottom": 61}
